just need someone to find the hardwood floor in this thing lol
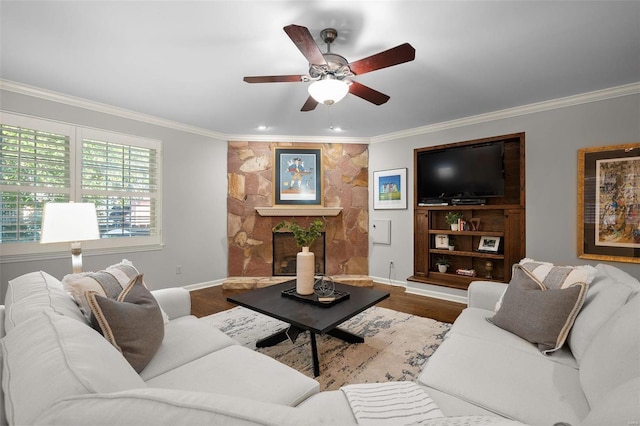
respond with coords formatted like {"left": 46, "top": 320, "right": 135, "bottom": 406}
{"left": 190, "top": 282, "right": 466, "bottom": 324}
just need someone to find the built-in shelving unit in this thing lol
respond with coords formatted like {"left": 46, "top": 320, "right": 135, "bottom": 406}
{"left": 408, "top": 133, "right": 526, "bottom": 291}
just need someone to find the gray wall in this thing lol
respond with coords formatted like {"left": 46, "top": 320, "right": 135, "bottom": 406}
{"left": 0, "top": 90, "right": 228, "bottom": 298}
{"left": 369, "top": 93, "right": 640, "bottom": 301}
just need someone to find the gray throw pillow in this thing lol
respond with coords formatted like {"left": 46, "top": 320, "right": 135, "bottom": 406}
{"left": 489, "top": 265, "right": 587, "bottom": 354}
{"left": 87, "top": 274, "right": 165, "bottom": 373}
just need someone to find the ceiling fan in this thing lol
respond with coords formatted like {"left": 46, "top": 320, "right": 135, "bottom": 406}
{"left": 243, "top": 24, "right": 416, "bottom": 111}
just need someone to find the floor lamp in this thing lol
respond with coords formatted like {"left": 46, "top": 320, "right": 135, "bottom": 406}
{"left": 40, "top": 202, "right": 100, "bottom": 274}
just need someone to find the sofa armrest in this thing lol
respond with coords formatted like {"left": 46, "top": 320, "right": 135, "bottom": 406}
{"left": 467, "top": 281, "right": 508, "bottom": 311}
{"left": 35, "top": 388, "right": 351, "bottom": 426}
{"left": 151, "top": 288, "right": 191, "bottom": 320}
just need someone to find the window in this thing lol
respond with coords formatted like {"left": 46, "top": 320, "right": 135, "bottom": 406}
{"left": 0, "top": 112, "right": 162, "bottom": 258}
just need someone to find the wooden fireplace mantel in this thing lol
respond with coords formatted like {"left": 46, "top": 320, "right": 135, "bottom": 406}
{"left": 255, "top": 207, "right": 343, "bottom": 217}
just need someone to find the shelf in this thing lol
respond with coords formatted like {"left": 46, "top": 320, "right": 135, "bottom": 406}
{"left": 255, "top": 207, "right": 342, "bottom": 217}
{"left": 428, "top": 230, "right": 505, "bottom": 237}
{"left": 430, "top": 248, "right": 503, "bottom": 259}
{"left": 408, "top": 273, "right": 505, "bottom": 291}
{"left": 415, "top": 204, "right": 522, "bottom": 211}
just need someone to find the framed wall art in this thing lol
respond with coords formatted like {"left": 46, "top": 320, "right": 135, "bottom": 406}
{"left": 373, "top": 168, "right": 407, "bottom": 210}
{"left": 274, "top": 147, "right": 322, "bottom": 205}
{"left": 578, "top": 143, "right": 639, "bottom": 263}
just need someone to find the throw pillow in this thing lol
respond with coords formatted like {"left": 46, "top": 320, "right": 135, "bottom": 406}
{"left": 489, "top": 265, "right": 588, "bottom": 354}
{"left": 62, "top": 259, "right": 140, "bottom": 321}
{"left": 62, "top": 259, "right": 169, "bottom": 324}
{"left": 494, "top": 258, "right": 596, "bottom": 311}
{"left": 87, "top": 274, "right": 165, "bottom": 373}
{"left": 518, "top": 258, "right": 597, "bottom": 289}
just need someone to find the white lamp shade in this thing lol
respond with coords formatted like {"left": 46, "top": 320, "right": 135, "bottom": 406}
{"left": 40, "top": 202, "right": 100, "bottom": 244}
{"left": 308, "top": 78, "right": 349, "bottom": 105}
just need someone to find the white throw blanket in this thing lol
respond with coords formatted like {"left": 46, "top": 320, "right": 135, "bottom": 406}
{"left": 341, "top": 382, "right": 444, "bottom": 425}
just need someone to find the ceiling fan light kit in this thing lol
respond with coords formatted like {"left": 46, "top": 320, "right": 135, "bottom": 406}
{"left": 243, "top": 24, "right": 415, "bottom": 112}
{"left": 308, "top": 76, "right": 349, "bottom": 105}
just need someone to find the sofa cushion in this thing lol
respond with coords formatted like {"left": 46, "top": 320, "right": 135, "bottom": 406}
{"left": 140, "top": 315, "right": 238, "bottom": 381}
{"left": 4, "top": 270, "right": 86, "bottom": 333}
{"left": 452, "top": 307, "right": 577, "bottom": 368}
{"left": 62, "top": 259, "right": 141, "bottom": 321}
{"left": 489, "top": 265, "right": 587, "bottom": 354}
{"left": 35, "top": 388, "right": 348, "bottom": 426}
{"left": 568, "top": 263, "right": 640, "bottom": 363}
{"left": 145, "top": 344, "right": 319, "bottom": 406}
{"left": 579, "top": 293, "right": 639, "bottom": 410}
{"left": 581, "top": 377, "right": 640, "bottom": 426}
{"left": 87, "top": 274, "right": 165, "bottom": 373}
{"left": 1, "top": 310, "right": 145, "bottom": 426}
{"left": 418, "top": 332, "right": 589, "bottom": 425}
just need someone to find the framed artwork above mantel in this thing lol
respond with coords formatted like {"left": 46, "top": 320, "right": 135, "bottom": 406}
{"left": 578, "top": 142, "right": 640, "bottom": 264}
{"left": 274, "top": 147, "right": 322, "bottom": 206}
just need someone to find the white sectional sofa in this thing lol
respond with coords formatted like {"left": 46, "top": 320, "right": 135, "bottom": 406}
{"left": 1, "top": 262, "right": 638, "bottom": 425}
{"left": 417, "top": 263, "right": 640, "bottom": 425}
{"left": 0, "top": 270, "right": 332, "bottom": 425}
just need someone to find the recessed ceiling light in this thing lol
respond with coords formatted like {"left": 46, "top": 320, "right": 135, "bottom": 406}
{"left": 330, "top": 126, "right": 342, "bottom": 132}
{"left": 257, "top": 125, "right": 268, "bottom": 131}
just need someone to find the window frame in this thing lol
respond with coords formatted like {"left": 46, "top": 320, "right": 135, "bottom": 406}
{"left": 0, "top": 111, "right": 163, "bottom": 261}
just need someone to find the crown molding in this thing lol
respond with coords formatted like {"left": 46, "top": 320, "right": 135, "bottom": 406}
{"left": 0, "top": 79, "right": 228, "bottom": 140}
{"left": 3, "top": 79, "right": 637, "bottom": 145}
{"left": 227, "top": 133, "right": 370, "bottom": 144}
{"left": 370, "top": 82, "right": 640, "bottom": 143}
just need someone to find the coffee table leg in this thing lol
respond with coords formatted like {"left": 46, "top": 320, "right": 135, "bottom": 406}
{"left": 327, "top": 327, "right": 364, "bottom": 344}
{"left": 310, "top": 332, "right": 320, "bottom": 377}
{"left": 255, "top": 328, "right": 289, "bottom": 348}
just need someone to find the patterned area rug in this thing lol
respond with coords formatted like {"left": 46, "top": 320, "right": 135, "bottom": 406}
{"left": 201, "top": 306, "right": 451, "bottom": 391}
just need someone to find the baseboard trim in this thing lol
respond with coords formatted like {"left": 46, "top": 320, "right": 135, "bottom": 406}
{"left": 369, "top": 275, "right": 468, "bottom": 305}
{"left": 404, "top": 287, "right": 468, "bottom": 305}
{"left": 183, "top": 279, "right": 224, "bottom": 291}
{"left": 185, "top": 276, "right": 468, "bottom": 305}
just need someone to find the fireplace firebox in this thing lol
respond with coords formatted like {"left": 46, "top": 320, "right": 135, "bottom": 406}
{"left": 272, "top": 232, "right": 325, "bottom": 276}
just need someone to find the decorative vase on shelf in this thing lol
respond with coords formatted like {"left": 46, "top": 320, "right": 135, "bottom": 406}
{"left": 437, "top": 264, "right": 448, "bottom": 273}
{"left": 296, "top": 247, "right": 315, "bottom": 295}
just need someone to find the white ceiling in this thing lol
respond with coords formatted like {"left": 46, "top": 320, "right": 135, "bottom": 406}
{"left": 1, "top": 1, "right": 639, "bottom": 140}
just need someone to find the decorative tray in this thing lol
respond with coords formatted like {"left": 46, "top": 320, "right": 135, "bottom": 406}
{"left": 281, "top": 287, "right": 350, "bottom": 307}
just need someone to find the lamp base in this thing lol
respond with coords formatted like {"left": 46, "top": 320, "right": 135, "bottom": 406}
{"left": 70, "top": 242, "right": 83, "bottom": 274}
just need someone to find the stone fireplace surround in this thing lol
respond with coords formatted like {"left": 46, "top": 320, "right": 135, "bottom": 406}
{"left": 227, "top": 141, "right": 369, "bottom": 278}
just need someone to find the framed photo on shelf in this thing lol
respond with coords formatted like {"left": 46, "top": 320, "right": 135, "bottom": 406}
{"left": 373, "top": 168, "right": 407, "bottom": 210}
{"left": 274, "top": 147, "right": 322, "bottom": 205}
{"left": 578, "top": 143, "right": 639, "bottom": 264}
{"left": 478, "top": 236, "right": 501, "bottom": 253}
{"left": 434, "top": 234, "right": 450, "bottom": 249}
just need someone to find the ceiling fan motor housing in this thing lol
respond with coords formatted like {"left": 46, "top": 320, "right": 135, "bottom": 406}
{"left": 309, "top": 52, "right": 350, "bottom": 79}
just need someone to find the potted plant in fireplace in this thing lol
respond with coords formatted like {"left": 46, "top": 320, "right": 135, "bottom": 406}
{"left": 273, "top": 218, "right": 325, "bottom": 295}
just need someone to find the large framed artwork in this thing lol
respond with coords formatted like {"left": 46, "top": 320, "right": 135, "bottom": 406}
{"left": 578, "top": 143, "right": 640, "bottom": 264}
{"left": 274, "top": 147, "right": 322, "bottom": 205}
{"left": 373, "top": 168, "right": 407, "bottom": 210}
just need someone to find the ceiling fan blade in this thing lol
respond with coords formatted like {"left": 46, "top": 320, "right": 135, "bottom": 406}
{"left": 243, "top": 75, "right": 305, "bottom": 83}
{"left": 301, "top": 96, "right": 319, "bottom": 112}
{"left": 283, "top": 24, "right": 327, "bottom": 66}
{"left": 348, "top": 43, "right": 416, "bottom": 75}
{"left": 348, "top": 81, "right": 390, "bottom": 105}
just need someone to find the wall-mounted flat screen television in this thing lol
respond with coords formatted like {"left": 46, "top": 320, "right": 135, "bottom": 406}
{"left": 416, "top": 142, "right": 505, "bottom": 203}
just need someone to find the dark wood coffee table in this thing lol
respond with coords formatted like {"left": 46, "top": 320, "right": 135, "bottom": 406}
{"left": 227, "top": 280, "right": 389, "bottom": 377}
